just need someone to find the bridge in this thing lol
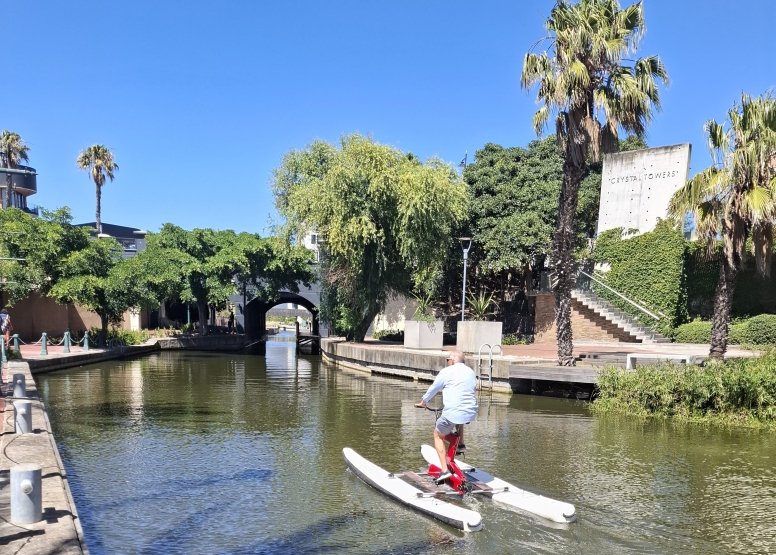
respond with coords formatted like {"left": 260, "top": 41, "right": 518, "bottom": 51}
{"left": 230, "top": 281, "right": 323, "bottom": 341}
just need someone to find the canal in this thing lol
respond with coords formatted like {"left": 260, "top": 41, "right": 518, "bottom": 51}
{"left": 37, "top": 332, "right": 775, "bottom": 554}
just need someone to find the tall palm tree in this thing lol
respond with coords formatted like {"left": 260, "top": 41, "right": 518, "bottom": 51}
{"left": 0, "top": 130, "right": 30, "bottom": 209}
{"left": 521, "top": 0, "right": 668, "bottom": 365}
{"left": 77, "top": 145, "right": 118, "bottom": 234}
{"left": 669, "top": 93, "right": 776, "bottom": 358}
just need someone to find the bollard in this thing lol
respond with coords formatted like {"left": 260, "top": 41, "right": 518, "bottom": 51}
{"left": 14, "top": 400, "right": 32, "bottom": 434}
{"left": 63, "top": 330, "right": 71, "bottom": 353}
{"left": 12, "top": 333, "right": 20, "bottom": 353}
{"left": 83, "top": 331, "right": 90, "bottom": 351}
{"left": 1, "top": 337, "right": 6, "bottom": 364}
{"left": 40, "top": 332, "right": 48, "bottom": 355}
{"left": 11, "top": 464, "right": 42, "bottom": 524}
{"left": 13, "top": 373, "right": 26, "bottom": 398}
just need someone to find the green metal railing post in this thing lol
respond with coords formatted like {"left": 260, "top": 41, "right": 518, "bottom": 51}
{"left": 1, "top": 337, "right": 6, "bottom": 364}
{"left": 40, "top": 332, "right": 48, "bottom": 355}
{"left": 63, "top": 331, "right": 71, "bottom": 353}
{"left": 12, "top": 333, "right": 20, "bottom": 353}
{"left": 83, "top": 331, "right": 90, "bottom": 351}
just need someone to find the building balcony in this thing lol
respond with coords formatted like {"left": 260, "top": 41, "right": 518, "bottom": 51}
{"left": 0, "top": 165, "right": 37, "bottom": 195}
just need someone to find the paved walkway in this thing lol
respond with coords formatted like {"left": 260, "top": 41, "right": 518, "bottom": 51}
{"left": 363, "top": 338, "right": 758, "bottom": 361}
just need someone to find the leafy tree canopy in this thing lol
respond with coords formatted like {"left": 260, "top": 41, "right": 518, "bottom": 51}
{"left": 272, "top": 133, "right": 467, "bottom": 340}
{"left": 48, "top": 237, "right": 156, "bottom": 345}
{"left": 137, "top": 224, "right": 314, "bottom": 333}
{"left": 465, "top": 135, "right": 646, "bottom": 275}
{"left": 0, "top": 207, "right": 90, "bottom": 303}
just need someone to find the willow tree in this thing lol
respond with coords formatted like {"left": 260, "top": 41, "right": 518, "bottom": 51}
{"left": 273, "top": 133, "right": 467, "bottom": 341}
{"left": 521, "top": 0, "right": 668, "bottom": 365}
{"left": 77, "top": 144, "right": 118, "bottom": 234}
{"left": 1, "top": 130, "right": 30, "bottom": 209}
{"left": 669, "top": 93, "right": 776, "bottom": 358}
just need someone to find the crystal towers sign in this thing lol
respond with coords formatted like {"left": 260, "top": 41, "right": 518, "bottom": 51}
{"left": 597, "top": 144, "right": 691, "bottom": 235}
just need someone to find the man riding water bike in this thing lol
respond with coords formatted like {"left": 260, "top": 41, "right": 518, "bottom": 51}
{"left": 415, "top": 350, "right": 478, "bottom": 483}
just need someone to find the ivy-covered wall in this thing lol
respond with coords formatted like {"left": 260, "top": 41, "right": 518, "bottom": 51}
{"left": 685, "top": 241, "right": 776, "bottom": 319}
{"left": 591, "top": 220, "right": 688, "bottom": 334}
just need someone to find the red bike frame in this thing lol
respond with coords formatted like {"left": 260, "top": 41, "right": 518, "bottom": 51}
{"left": 423, "top": 407, "right": 468, "bottom": 495}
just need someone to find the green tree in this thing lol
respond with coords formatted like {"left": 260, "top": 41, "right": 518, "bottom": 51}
{"left": 1, "top": 130, "right": 30, "bottom": 210}
{"left": 273, "top": 133, "right": 467, "bottom": 341}
{"left": 48, "top": 238, "right": 155, "bottom": 347}
{"left": 77, "top": 144, "right": 118, "bottom": 235}
{"left": 521, "top": 0, "right": 668, "bottom": 365}
{"left": 0, "top": 207, "right": 90, "bottom": 303}
{"left": 669, "top": 93, "right": 776, "bottom": 358}
{"left": 137, "top": 225, "right": 314, "bottom": 334}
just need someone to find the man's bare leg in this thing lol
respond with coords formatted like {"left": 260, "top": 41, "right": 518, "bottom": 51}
{"left": 433, "top": 428, "right": 448, "bottom": 472}
{"left": 458, "top": 425, "right": 464, "bottom": 448}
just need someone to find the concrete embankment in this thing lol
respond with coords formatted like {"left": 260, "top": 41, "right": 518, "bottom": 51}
{"left": 0, "top": 333, "right": 246, "bottom": 554}
{"left": 321, "top": 338, "right": 516, "bottom": 393}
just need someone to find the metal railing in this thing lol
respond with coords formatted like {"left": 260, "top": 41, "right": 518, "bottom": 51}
{"left": 576, "top": 269, "right": 662, "bottom": 321}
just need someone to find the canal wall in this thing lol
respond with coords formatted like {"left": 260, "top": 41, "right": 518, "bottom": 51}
{"left": 20, "top": 334, "right": 246, "bottom": 376}
{"left": 320, "top": 338, "right": 514, "bottom": 393}
{"left": 0, "top": 360, "right": 90, "bottom": 554}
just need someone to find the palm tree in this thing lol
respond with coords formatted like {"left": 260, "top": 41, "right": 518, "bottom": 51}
{"left": 0, "top": 130, "right": 31, "bottom": 209}
{"left": 77, "top": 145, "right": 118, "bottom": 234}
{"left": 521, "top": 0, "right": 668, "bottom": 365}
{"left": 669, "top": 93, "right": 776, "bottom": 358}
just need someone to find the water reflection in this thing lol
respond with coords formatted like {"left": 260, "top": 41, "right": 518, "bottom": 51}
{"left": 37, "top": 334, "right": 776, "bottom": 555}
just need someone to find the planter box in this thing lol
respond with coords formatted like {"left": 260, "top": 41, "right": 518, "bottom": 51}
{"left": 456, "top": 321, "right": 503, "bottom": 353}
{"left": 404, "top": 320, "right": 445, "bottom": 350}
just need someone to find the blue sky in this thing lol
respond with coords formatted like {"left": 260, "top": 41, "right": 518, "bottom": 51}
{"left": 5, "top": 0, "right": 776, "bottom": 234}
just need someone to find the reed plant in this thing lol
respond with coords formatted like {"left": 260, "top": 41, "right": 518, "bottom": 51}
{"left": 593, "top": 353, "right": 776, "bottom": 427}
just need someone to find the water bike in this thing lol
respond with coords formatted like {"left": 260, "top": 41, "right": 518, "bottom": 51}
{"left": 343, "top": 406, "right": 576, "bottom": 531}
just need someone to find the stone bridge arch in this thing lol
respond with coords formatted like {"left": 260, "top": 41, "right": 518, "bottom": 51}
{"left": 232, "top": 285, "right": 321, "bottom": 340}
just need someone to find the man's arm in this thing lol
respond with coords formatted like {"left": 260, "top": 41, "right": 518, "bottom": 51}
{"left": 415, "top": 369, "right": 448, "bottom": 408}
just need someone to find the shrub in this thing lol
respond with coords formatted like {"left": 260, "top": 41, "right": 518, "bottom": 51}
{"left": 372, "top": 329, "right": 404, "bottom": 342}
{"left": 672, "top": 315, "right": 776, "bottom": 346}
{"left": 593, "top": 353, "right": 776, "bottom": 426}
{"left": 735, "top": 314, "right": 776, "bottom": 346}
{"left": 673, "top": 320, "right": 711, "bottom": 343}
{"left": 89, "top": 328, "right": 150, "bottom": 346}
{"left": 502, "top": 334, "right": 529, "bottom": 345}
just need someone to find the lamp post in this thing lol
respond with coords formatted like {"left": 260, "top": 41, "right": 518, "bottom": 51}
{"left": 459, "top": 237, "right": 472, "bottom": 321}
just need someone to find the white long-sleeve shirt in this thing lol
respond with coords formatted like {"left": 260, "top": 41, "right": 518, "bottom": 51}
{"left": 421, "top": 362, "right": 478, "bottom": 424}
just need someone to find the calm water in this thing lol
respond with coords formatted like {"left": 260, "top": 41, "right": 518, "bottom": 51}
{"left": 38, "top": 332, "right": 776, "bottom": 554}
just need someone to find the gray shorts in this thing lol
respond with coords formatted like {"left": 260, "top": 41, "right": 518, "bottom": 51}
{"left": 435, "top": 416, "right": 458, "bottom": 436}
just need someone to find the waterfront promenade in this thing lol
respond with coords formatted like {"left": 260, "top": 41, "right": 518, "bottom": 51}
{"left": 323, "top": 337, "right": 759, "bottom": 392}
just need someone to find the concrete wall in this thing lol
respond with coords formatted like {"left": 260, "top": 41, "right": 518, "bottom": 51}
{"left": 532, "top": 293, "right": 637, "bottom": 344}
{"left": 598, "top": 144, "right": 691, "bottom": 235}
{"left": 1, "top": 291, "right": 147, "bottom": 341}
{"left": 372, "top": 294, "right": 417, "bottom": 333}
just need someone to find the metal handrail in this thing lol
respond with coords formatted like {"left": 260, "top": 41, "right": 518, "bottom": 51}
{"left": 577, "top": 270, "right": 661, "bottom": 321}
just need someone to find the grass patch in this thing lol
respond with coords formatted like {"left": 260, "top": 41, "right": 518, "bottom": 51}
{"left": 592, "top": 353, "right": 776, "bottom": 428}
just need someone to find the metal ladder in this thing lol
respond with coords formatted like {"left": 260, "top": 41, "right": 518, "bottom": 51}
{"left": 476, "top": 343, "right": 503, "bottom": 391}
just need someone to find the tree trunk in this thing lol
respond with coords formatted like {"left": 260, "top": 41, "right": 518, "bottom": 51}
{"left": 98, "top": 313, "right": 108, "bottom": 348}
{"left": 354, "top": 304, "right": 381, "bottom": 342}
{"left": 552, "top": 159, "right": 585, "bottom": 366}
{"left": 4, "top": 173, "right": 11, "bottom": 209}
{"left": 197, "top": 299, "right": 209, "bottom": 336}
{"left": 96, "top": 184, "right": 102, "bottom": 234}
{"left": 709, "top": 247, "right": 739, "bottom": 359}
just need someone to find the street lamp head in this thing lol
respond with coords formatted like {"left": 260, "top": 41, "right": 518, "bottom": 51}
{"left": 459, "top": 237, "right": 472, "bottom": 251}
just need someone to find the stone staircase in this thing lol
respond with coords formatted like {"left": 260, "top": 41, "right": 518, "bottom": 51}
{"left": 571, "top": 289, "right": 671, "bottom": 344}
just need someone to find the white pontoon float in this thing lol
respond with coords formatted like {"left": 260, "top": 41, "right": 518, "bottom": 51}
{"left": 343, "top": 448, "right": 483, "bottom": 532}
{"left": 421, "top": 444, "right": 576, "bottom": 523}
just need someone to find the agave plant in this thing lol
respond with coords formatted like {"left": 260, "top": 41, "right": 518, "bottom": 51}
{"left": 466, "top": 292, "right": 495, "bottom": 321}
{"left": 412, "top": 293, "right": 437, "bottom": 323}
